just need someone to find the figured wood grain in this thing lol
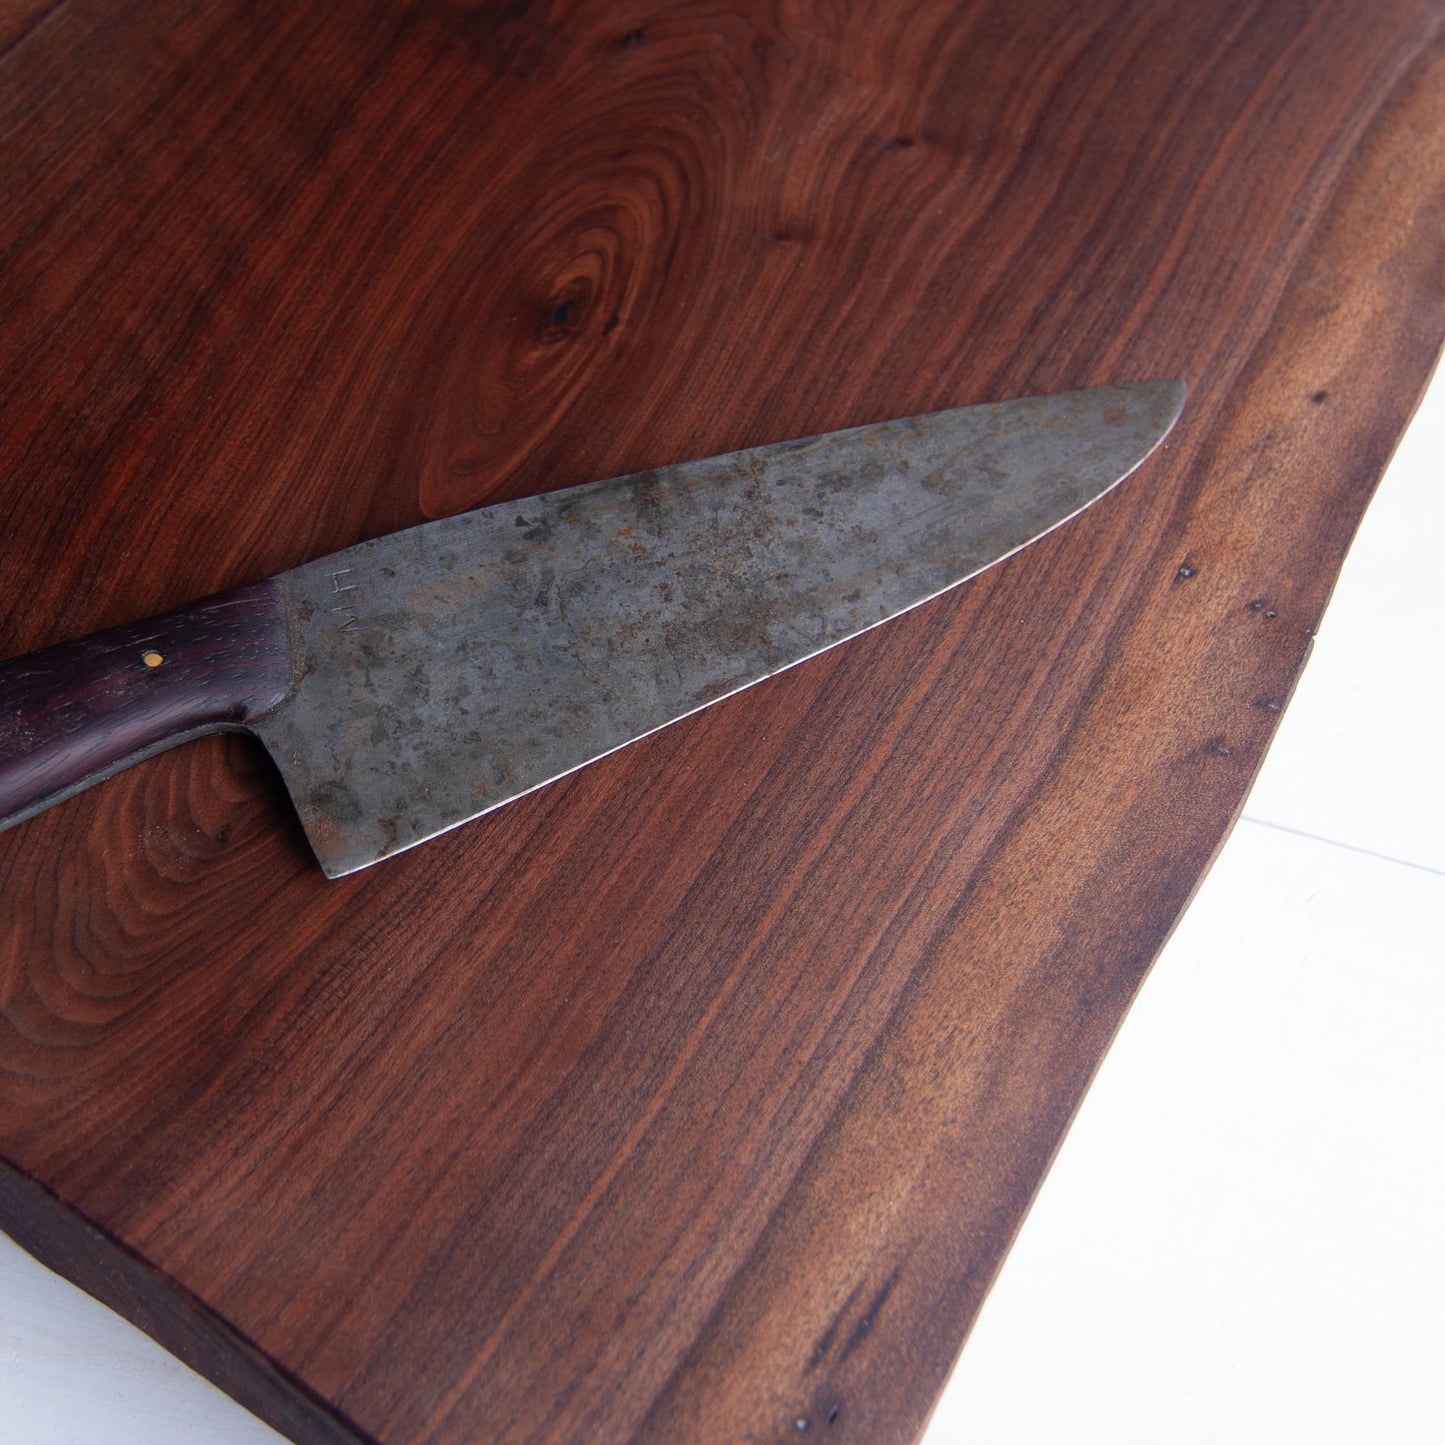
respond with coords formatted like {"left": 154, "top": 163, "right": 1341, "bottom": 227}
{"left": 0, "top": 2, "right": 1442, "bottom": 1443}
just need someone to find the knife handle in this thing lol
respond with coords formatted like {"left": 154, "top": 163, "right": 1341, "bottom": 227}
{"left": 0, "top": 579, "right": 294, "bottom": 833}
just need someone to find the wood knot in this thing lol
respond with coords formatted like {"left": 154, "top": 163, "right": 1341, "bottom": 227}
{"left": 537, "top": 277, "right": 592, "bottom": 342}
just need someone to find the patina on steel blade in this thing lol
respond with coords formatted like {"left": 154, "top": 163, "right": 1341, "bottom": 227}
{"left": 255, "top": 382, "right": 1184, "bottom": 876}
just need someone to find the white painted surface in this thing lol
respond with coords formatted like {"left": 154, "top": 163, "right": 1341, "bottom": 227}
{"left": 1, "top": 370, "right": 1440, "bottom": 1442}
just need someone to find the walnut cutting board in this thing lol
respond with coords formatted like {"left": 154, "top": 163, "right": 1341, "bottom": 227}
{"left": 1, "top": 3, "right": 1442, "bottom": 1442}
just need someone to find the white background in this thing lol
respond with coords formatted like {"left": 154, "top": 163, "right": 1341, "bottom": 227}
{"left": 927, "top": 366, "right": 1444, "bottom": 1443}
{"left": 2, "top": 368, "right": 1440, "bottom": 1442}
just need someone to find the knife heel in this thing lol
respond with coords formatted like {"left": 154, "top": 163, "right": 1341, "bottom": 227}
{"left": 0, "top": 579, "right": 295, "bottom": 833}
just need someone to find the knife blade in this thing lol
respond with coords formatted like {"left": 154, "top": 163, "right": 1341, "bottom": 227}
{"left": 0, "top": 381, "right": 1184, "bottom": 876}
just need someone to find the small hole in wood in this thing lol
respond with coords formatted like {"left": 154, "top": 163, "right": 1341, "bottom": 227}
{"left": 142, "top": 651, "right": 164, "bottom": 668}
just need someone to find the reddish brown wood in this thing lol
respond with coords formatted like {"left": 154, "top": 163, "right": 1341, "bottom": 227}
{"left": 0, "top": 1162, "right": 358, "bottom": 1443}
{"left": 0, "top": 2, "right": 1441, "bottom": 1443}
{"left": 0, "top": 580, "right": 292, "bottom": 830}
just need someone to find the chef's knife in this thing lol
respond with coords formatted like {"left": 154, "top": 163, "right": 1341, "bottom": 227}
{"left": 0, "top": 382, "right": 1184, "bottom": 876}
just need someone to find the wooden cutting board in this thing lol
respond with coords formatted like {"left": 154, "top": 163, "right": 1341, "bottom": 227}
{"left": 1, "top": 2, "right": 1441, "bottom": 1441}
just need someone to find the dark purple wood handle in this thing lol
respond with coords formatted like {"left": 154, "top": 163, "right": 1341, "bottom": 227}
{"left": 0, "top": 580, "right": 294, "bottom": 831}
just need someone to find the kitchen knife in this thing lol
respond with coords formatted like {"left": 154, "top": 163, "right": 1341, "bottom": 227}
{"left": 0, "top": 382, "right": 1184, "bottom": 877}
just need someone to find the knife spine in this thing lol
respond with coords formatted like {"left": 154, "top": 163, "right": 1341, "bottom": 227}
{"left": 0, "top": 580, "right": 295, "bottom": 834}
